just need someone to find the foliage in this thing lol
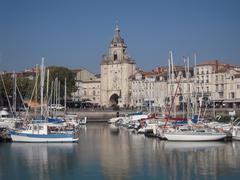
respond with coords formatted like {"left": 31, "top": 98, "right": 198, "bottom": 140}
{"left": 0, "top": 66, "right": 76, "bottom": 107}
{"left": 0, "top": 74, "right": 35, "bottom": 107}
{"left": 47, "top": 66, "right": 76, "bottom": 98}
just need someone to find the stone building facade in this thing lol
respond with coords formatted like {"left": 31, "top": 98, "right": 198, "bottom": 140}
{"left": 100, "top": 25, "right": 136, "bottom": 107}
{"left": 194, "top": 60, "right": 240, "bottom": 107}
{"left": 130, "top": 71, "right": 167, "bottom": 110}
{"left": 72, "top": 69, "right": 101, "bottom": 104}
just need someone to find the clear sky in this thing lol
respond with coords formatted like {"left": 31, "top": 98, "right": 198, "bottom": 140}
{"left": 0, "top": 0, "right": 240, "bottom": 73}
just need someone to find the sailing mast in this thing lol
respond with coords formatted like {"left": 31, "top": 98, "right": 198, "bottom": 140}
{"left": 169, "top": 51, "right": 176, "bottom": 117}
{"left": 12, "top": 71, "right": 17, "bottom": 117}
{"left": 46, "top": 68, "right": 50, "bottom": 117}
{"left": 34, "top": 64, "right": 39, "bottom": 119}
{"left": 193, "top": 52, "right": 198, "bottom": 116}
{"left": 64, "top": 77, "right": 67, "bottom": 115}
{"left": 186, "top": 56, "right": 190, "bottom": 120}
{"left": 40, "top": 57, "right": 45, "bottom": 118}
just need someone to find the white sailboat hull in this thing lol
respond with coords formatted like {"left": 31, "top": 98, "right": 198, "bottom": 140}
{"left": 232, "top": 136, "right": 240, "bottom": 141}
{"left": 165, "top": 133, "right": 226, "bottom": 141}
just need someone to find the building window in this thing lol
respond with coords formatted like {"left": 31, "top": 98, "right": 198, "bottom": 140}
{"left": 221, "top": 84, "right": 224, "bottom": 90}
{"left": 93, "top": 90, "right": 96, "bottom": 96}
{"left": 114, "top": 51, "right": 117, "bottom": 61}
{"left": 219, "top": 92, "right": 223, "bottom": 98}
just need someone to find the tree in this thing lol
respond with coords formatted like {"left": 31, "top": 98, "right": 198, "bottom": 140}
{"left": 0, "top": 74, "right": 13, "bottom": 107}
{"left": 47, "top": 66, "right": 76, "bottom": 101}
{"left": 0, "top": 74, "right": 35, "bottom": 107}
{"left": 0, "top": 66, "right": 76, "bottom": 107}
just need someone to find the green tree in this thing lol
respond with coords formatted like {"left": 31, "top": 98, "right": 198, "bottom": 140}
{"left": 47, "top": 66, "right": 76, "bottom": 100}
{"left": 17, "top": 76, "right": 35, "bottom": 100}
{"left": 0, "top": 74, "right": 35, "bottom": 107}
{"left": 0, "top": 74, "right": 13, "bottom": 107}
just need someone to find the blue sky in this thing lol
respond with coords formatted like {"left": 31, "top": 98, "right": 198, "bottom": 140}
{"left": 0, "top": 0, "right": 240, "bottom": 73}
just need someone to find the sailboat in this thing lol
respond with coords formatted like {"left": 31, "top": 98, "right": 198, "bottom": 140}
{"left": 10, "top": 58, "right": 79, "bottom": 143}
{"left": 163, "top": 54, "right": 227, "bottom": 141}
{"left": 164, "top": 126, "right": 227, "bottom": 141}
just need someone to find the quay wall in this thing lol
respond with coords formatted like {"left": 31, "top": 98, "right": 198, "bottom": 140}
{"left": 27, "top": 107, "right": 240, "bottom": 122}
{"left": 56, "top": 110, "right": 131, "bottom": 122}
{"left": 69, "top": 108, "right": 240, "bottom": 122}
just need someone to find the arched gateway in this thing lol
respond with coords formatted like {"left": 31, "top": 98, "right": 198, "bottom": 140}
{"left": 109, "top": 94, "right": 118, "bottom": 105}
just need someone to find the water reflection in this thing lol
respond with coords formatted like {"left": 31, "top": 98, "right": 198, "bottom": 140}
{"left": 0, "top": 143, "right": 76, "bottom": 180}
{"left": 1, "top": 123, "right": 240, "bottom": 180}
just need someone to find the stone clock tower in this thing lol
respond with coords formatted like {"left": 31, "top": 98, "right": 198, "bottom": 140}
{"left": 100, "top": 25, "right": 136, "bottom": 107}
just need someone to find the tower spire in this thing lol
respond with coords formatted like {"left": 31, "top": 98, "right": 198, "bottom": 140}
{"left": 115, "top": 20, "right": 120, "bottom": 32}
{"left": 114, "top": 24, "right": 121, "bottom": 40}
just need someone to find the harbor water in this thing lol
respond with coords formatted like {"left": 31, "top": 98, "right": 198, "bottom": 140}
{"left": 1, "top": 122, "right": 240, "bottom": 180}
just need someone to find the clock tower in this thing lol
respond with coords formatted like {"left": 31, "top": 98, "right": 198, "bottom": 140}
{"left": 100, "top": 24, "right": 136, "bottom": 107}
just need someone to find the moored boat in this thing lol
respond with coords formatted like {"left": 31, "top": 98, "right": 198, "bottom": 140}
{"left": 0, "top": 109, "right": 23, "bottom": 129}
{"left": 231, "top": 121, "right": 240, "bottom": 140}
{"left": 164, "top": 128, "right": 227, "bottom": 141}
{"left": 10, "top": 123, "right": 79, "bottom": 143}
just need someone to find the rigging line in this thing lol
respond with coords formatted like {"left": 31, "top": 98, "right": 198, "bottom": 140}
{"left": 16, "top": 83, "right": 28, "bottom": 120}
{"left": 163, "top": 74, "right": 183, "bottom": 131}
{"left": 25, "top": 72, "right": 39, "bottom": 121}
{"left": 0, "top": 73, "right": 13, "bottom": 114}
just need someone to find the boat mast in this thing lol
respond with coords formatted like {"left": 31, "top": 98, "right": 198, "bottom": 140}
{"left": 40, "top": 57, "right": 45, "bottom": 118}
{"left": 64, "top": 77, "right": 67, "bottom": 115}
{"left": 169, "top": 51, "right": 176, "bottom": 117}
{"left": 46, "top": 68, "right": 49, "bottom": 117}
{"left": 34, "top": 64, "right": 39, "bottom": 119}
{"left": 58, "top": 80, "right": 61, "bottom": 107}
{"left": 168, "top": 57, "right": 171, "bottom": 114}
{"left": 193, "top": 52, "right": 198, "bottom": 117}
{"left": 186, "top": 56, "right": 190, "bottom": 120}
{"left": 13, "top": 71, "right": 17, "bottom": 117}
